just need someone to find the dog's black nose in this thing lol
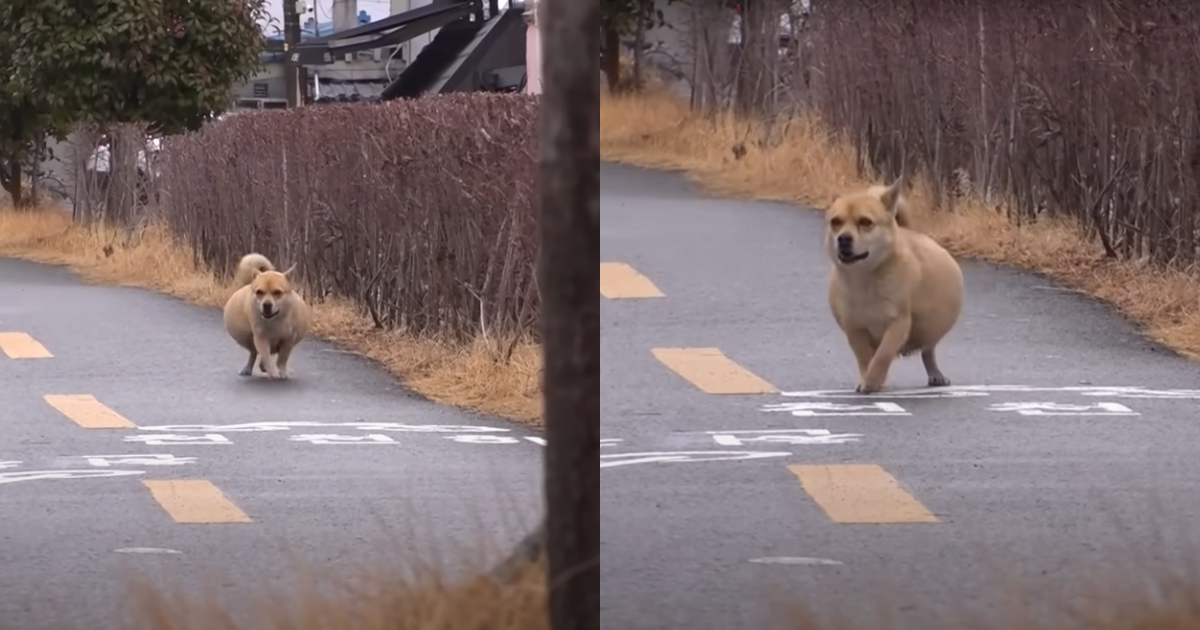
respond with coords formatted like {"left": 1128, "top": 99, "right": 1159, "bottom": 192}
{"left": 836, "top": 234, "right": 853, "bottom": 249}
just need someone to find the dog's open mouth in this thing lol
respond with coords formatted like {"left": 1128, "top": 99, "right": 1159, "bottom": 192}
{"left": 261, "top": 309, "right": 278, "bottom": 320}
{"left": 837, "top": 251, "right": 869, "bottom": 264}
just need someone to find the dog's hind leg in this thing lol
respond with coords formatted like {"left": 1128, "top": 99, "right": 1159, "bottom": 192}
{"left": 239, "top": 348, "right": 257, "bottom": 376}
{"left": 921, "top": 347, "right": 950, "bottom": 387}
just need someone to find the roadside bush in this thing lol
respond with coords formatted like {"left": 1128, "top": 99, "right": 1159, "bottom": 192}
{"left": 155, "top": 93, "right": 541, "bottom": 341}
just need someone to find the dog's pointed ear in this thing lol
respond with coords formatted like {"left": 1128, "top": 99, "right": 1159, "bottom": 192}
{"left": 880, "top": 153, "right": 906, "bottom": 216}
{"left": 281, "top": 263, "right": 297, "bottom": 277}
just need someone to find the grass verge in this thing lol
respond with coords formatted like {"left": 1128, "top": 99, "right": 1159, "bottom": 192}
{"left": 0, "top": 207, "right": 543, "bottom": 425}
{"left": 599, "top": 88, "right": 1200, "bottom": 361}
{"left": 117, "top": 559, "right": 547, "bottom": 630}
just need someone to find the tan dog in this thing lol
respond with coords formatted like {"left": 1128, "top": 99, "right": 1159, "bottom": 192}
{"left": 825, "top": 173, "right": 964, "bottom": 393}
{"left": 222, "top": 253, "right": 311, "bottom": 380}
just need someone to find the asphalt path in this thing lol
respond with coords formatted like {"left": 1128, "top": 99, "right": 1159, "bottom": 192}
{"left": 0, "top": 258, "right": 543, "bottom": 630}
{"left": 599, "top": 161, "right": 1200, "bottom": 629}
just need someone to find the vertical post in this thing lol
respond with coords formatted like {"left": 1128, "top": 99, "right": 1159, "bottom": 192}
{"left": 537, "top": 0, "right": 599, "bottom": 627}
{"left": 283, "top": 0, "right": 302, "bottom": 107}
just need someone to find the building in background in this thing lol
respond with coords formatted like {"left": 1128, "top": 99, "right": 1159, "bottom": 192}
{"left": 232, "top": 0, "right": 529, "bottom": 109}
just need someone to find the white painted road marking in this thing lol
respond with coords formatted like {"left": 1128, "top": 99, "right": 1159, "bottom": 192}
{"left": 761, "top": 402, "right": 908, "bottom": 416}
{"left": 988, "top": 401, "right": 1138, "bottom": 416}
{"left": 114, "top": 547, "right": 183, "bottom": 555}
{"left": 123, "top": 434, "right": 233, "bottom": 446}
{"left": 444, "top": 435, "right": 521, "bottom": 444}
{"left": 600, "top": 451, "right": 792, "bottom": 469}
{"left": 709, "top": 429, "right": 864, "bottom": 446}
{"left": 748, "top": 557, "right": 844, "bottom": 566}
{"left": 134, "top": 421, "right": 510, "bottom": 433}
{"left": 0, "top": 470, "right": 146, "bottom": 484}
{"left": 288, "top": 434, "right": 398, "bottom": 445}
{"left": 780, "top": 385, "right": 1200, "bottom": 399}
{"left": 82, "top": 454, "right": 198, "bottom": 467}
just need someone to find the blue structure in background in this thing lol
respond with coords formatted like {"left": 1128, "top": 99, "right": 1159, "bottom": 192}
{"left": 264, "top": 9, "right": 374, "bottom": 44}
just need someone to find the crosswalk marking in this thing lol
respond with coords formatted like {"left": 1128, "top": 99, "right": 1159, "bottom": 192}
{"left": 0, "top": 332, "right": 52, "bottom": 358}
{"left": 600, "top": 262, "right": 664, "bottom": 298}
{"left": 142, "top": 479, "right": 253, "bottom": 524}
{"left": 788, "top": 464, "right": 939, "bottom": 524}
{"left": 651, "top": 347, "right": 777, "bottom": 394}
{"left": 42, "top": 394, "right": 136, "bottom": 429}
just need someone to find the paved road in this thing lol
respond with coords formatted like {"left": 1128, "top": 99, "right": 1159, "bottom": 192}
{"left": 0, "top": 257, "right": 543, "bottom": 630}
{"left": 599, "top": 161, "right": 1200, "bottom": 629}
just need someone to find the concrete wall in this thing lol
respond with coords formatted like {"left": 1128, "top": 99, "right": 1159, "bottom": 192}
{"left": 524, "top": 0, "right": 540, "bottom": 94}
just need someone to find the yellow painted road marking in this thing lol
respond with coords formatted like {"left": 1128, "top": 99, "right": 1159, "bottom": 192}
{"left": 0, "top": 332, "right": 52, "bottom": 358}
{"left": 143, "top": 479, "right": 253, "bottom": 524}
{"left": 788, "top": 464, "right": 939, "bottom": 524}
{"left": 42, "top": 394, "right": 136, "bottom": 429}
{"left": 600, "top": 262, "right": 664, "bottom": 298}
{"left": 651, "top": 347, "right": 777, "bottom": 394}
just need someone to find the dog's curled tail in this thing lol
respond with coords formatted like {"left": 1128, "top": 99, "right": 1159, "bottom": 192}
{"left": 233, "top": 252, "right": 275, "bottom": 288}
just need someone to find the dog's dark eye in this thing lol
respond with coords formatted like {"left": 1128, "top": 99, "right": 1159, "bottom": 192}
{"left": 830, "top": 218, "right": 843, "bottom": 229}
{"left": 857, "top": 218, "right": 873, "bottom": 228}
{"left": 272, "top": 291, "right": 283, "bottom": 298}
{"left": 255, "top": 290, "right": 265, "bottom": 297}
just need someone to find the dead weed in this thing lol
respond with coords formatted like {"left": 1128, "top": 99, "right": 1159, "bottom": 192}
{"left": 118, "top": 558, "right": 547, "bottom": 630}
{"left": 599, "top": 89, "right": 1200, "bottom": 361}
{"left": 0, "top": 207, "right": 543, "bottom": 425}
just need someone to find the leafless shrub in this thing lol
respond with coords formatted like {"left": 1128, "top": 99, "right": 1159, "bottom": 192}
{"left": 155, "top": 94, "right": 541, "bottom": 342}
{"left": 803, "top": 0, "right": 1200, "bottom": 266}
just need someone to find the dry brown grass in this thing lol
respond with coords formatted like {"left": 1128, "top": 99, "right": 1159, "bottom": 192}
{"left": 599, "top": 89, "right": 1200, "bottom": 360}
{"left": 117, "top": 558, "right": 547, "bottom": 630}
{"left": 0, "top": 208, "right": 543, "bottom": 425}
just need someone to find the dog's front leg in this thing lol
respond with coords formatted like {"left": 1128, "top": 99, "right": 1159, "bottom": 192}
{"left": 274, "top": 340, "right": 296, "bottom": 380}
{"left": 845, "top": 330, "right": 876, "bottom": 385}
{"left": 239, "top": 348, "right": 257, "bottom": 376}
{"left": 252, "top": 333, "right": 280, "bottom": 379}
{"left": 859, "top": 314, "right": 912, "bottom": 394}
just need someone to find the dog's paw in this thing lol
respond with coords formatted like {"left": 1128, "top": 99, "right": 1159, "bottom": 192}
{"left": 238, "top": 366, "right": 253, "bottom": 376}
{"left": 855, "top": 382, "right": 883, "bottom": 394}
{"left": 927, "top": 375, "right": 951, "bottom": 387}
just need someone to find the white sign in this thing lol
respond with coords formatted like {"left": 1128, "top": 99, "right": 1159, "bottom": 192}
{"left": 761, "top": 401, "right": 908, "bottom": 416}
{"left": 123, "top": 434, "right": 232, "bottom": 446}
{"left": 0, "top": 460, "right": 21, "bottom": 470}
{"left": 600, "top": 439, "right": 622, "bottom": 448}
{"left": 708, "top": 428, "right": 863, "bottom": 446}
{"left": 780, "top": 385, "right": 1200, "bottom": 400}
{"left": 135, "top": 421, "right": 510, "bottom": 434}
{"left": 80, "top": 454, "right": 198, "bottom": 467}
{"left": 600, "top": 450, "right": 791, "bottom": 469}
{"left": 288, "top": 434, "right": 398, "bottom": 445}
{"left": 0, "top": 470, "right": 146, "bottom": 484}
{"left": 445, "top": 435, "right": 520, "bottom": 444}
{"left": 988, "top": 402, "right": 1138, "bottom": 416}
{"left": 525, "top": 436, "right": 547, "bottom": 446}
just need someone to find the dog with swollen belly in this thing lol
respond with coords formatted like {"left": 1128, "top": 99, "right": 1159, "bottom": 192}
{"left": 222, "top": 253, "right": 311, "bottom": 380}
{"left": 824, "top": 170, "right": 964, "bottom": 394}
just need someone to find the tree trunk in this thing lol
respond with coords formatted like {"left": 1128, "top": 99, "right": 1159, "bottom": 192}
{"left": 1, "top": 153, "right": 28, "bottom": 208}
{"left": 632, "top": 0, "right": 646, "bottom": 90}
{"left": 734, "top": 0, "right": 781, "bottom": 117}
{"left": 538, "top": 0, "right": 600, "bottom": 626}
{"left": 602, "top": 21, "right": 622, "bottom": 93}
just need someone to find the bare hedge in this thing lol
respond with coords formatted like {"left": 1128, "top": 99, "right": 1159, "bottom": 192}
{"left": 806, "top": 0, "right": 1200, "bottom": 265}
{"left": 155, "top": 93, "right": 541, "bottom": 341}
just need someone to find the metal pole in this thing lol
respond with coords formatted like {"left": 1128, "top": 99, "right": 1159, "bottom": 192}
{"left": 283, "top": 0, "right": 302, "bottom": 107}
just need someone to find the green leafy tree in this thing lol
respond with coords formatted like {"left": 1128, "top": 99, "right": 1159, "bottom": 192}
{"left": 0, "top": 24, "right": 56, "bottom": 207}
{"left": 3, "top": 0, "right": 270, "bottom": 212}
